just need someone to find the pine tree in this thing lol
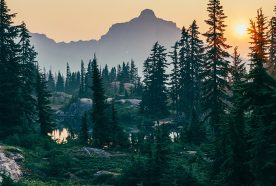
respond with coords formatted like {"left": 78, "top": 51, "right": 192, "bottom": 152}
{"left": 110, "top": 101, "right": 128, "bottom": 148}
{"left": 130, "top": 59, "right": 138, "bottom": 84}
{"left": 91, "top": 54, "right": 110, "bottom": 147}
{"left": 144, "top": 124, "right": 171, "bottom": 186}
{"left": 269, "top": 6, "right": 276, "bottom": 76}
{"left": 245, "top": 9, "right": 276, "bottom": 185}
{"left": 36, "top": 68, "right": 55, "bottom": 136}
{"left": 47, "top": 69, "right": 56, "bottom": 92}
{"left": 169, "top": 42, "right": 180, "bottom": 113}
{"left": 18, "top": 22, "right": 37, "bottom": 128}
{"left": 109, "top": 67, "right": 117, "bottom": 83}
{"left": 178, "top": 27, "right": 192, "bottom": 116}
{"left": 219, "top": 47, "right": 251, "bottom": 186}
{"left": 79, "top": 60, "right": 86, "bottom": 97}
{"left": 56, "top": 71, "right": 65, "bottom": 92}
{"left": 120, "top": 62, "right": 130, "bottom": 83}
{"left": 141, "top": 42, "right": 169, "bottom": 118}
{"left": 102, "top": 64, "right": 109, "bottom": 87}
{"left": 140, "top": 58, "right": 151, "bottom": 113}
{"left": 202, "top": 0, "right": 231, "bottom": 179}
{"left": 188, "top": 20, "right": 205, "bottom": 113}
{"left": 117, "top": 64, "right": 122, "bottom": 81}
{"left": 85, "top": 59, "right": 93, "bottom": 96}
{"left": 80, "top": 112, "right": 89, "bottom": 145}
{"left": 0, "top": 0, "right": 23, "bottom": 137}
{"left": 65, "top": 62, "right": 71, "bottom": 93}
{"left": 202, "top": 0, "right": 231, "bottom": 138}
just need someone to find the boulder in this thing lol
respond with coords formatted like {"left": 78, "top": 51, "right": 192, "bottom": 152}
{"left": 0, "top": 146, "right": 22, "bottom": 182}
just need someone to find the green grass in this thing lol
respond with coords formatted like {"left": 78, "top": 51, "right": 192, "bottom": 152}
{"left": 21, "top": 144, "right": 131, "bottom": 185}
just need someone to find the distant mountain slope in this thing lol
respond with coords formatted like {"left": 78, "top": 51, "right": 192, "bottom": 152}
{"left": 30, "top": 9, "right": 181, "bottom": 74}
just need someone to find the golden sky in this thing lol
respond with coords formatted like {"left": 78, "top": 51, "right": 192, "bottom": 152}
{"left": 8, "top": 0, "right": 275, "bottom": 56}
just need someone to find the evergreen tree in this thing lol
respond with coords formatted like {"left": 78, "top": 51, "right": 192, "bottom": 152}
{"left": 56, "top": 71, "right": 65, "bottom": 92}
{"left": 202, "top": 0, "right": 231, "bottom": 179}
{"left": 110, "top": 101, "right": 129, "bottom": 148}
{"left": 141, "top": 42, "right": 169, "bottom": 118}
{"left": 91, "top": 54, "right": 110, "bottom": 147}
{"left": 120, "top": 62, "right": 130, "bottom": 83}
{"left": 36, "top": 68, "right": 55, "bottom": 136}
{"left": 186, "top": 108, "right": 205, "bottom": 145}
{"left": 79, "top": 60, "right": 86, "bottom": 97}
{"left": 18, "top": 22, "right": 37, "bottom": 128}
{"left": 47, "top": 69, "right": 56, "bottom": 92}
{"left": 188, "top": 20, "right": 205, "bottom": 113}
{"left": 109, "top": 67, "right": 117, "bottom": 83}
{"left": 178, "top": 27, "right": 191, "bottom": 117}
{"left": 144, "top": 124, "right": 171, "bottom": 186}
{"left": 169, "top": 42, "right": 180, "bottom": 113}
{"left": 140, "top": 58, "right": 151, "bottom": 113}
{"left": 219, "top": 47, "right": 251, "bottom": 186}
{"left": 80, "top": 112, "right": 89, "bottom": 145}
{"left": 102, "top": 64, "right": 109, "bottom": 87}
{"left": 117, "top": 64, "right": 122, "bottom": 81}
{"left": 85, "top": 59, "right": 93, "bottom": 96}
{"left": 65, "top": 62, "right": 71, "bottom": 93}
{"left": 130, "top": 59, "right": 138, "bottom": 84}
{"left": 0, "top": 0, "right": 22, "bottom": 137}
{"left": 269, "top": 6, "right": 276, "bottom": 76}
{"left": 245, "top": 9, "right": 276, "bottom": 185}
{"left": 202, "top": 0, "right": 231, "bottom": 137}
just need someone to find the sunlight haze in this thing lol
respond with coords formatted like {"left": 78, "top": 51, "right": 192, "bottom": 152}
{"left": 8, "top": 0, "right": 275, "bottom": 57}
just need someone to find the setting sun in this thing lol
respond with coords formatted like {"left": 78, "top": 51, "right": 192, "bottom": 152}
{"left": 235, "top": 23, "right": 247, "bottom": 37}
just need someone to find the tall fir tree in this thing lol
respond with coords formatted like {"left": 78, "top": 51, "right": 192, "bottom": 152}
{"left": 47, "top": 69, "right": 56, "bottom": 92}
{"left": 245, "top": 9, "right": 276, "bottom": 185}
{"left": 91, "top": 54, "right": 110, "bottom": 147}
{"left": 130, "top": 59, "right": 138, "bottom": 84}
{"left": 141, "top": 42, "right": 169, "bottom": 118}
{"left": 269, "top": 6, "right": 276, "bottom": 76}
{"left": 144, "top": 124, "right": 171, "bottom": 186}
{"left": 109, "top": 67, "right": 117, "bottom": 83}
{"left": 219, "top": 47, "right": 251, "bottom": 186}
{"left": 102, "top": 64, "right": 109, "bottom": 87}
{"left": 85, "top": 59, "right": 93, "bottom": 96}
{"left": 188, "top": 20, "right": 205, "bottom": 113}
{"left": 140, "top": 58, "right": 151, "bottom": 113}
{"left": 178, "top": 27, "right": 192, "bottom": 116}
{"left": 202, "top": 0, "right": 231, "bottom": 137}
{"left": 56, "top": 71, "right": 65, "bottom": 92}
{"left": 79, "top": 60, "right": 86, "bottom": 97}
{"left": 18, "top": 22, "right": 37, "bottom": 128}
{"left": 80, "top": 112, "right": 89, "bottom": 145}
{"left": 110, "top": 101, "right": 128, "bottom": 148}
{"left": 202, "top": 0, "right": 231, "bottom": 179}
{"left": 65, "top": 62, "right": 71, "bottom": 93}
{"left": 169, "top": 42, "right": 180, "bottom": 113}
{"left": 36, "top": 68, "right": 55, "bottom": 136}
{"left": 0, "top": 0, "right": 23, "bottom": 137}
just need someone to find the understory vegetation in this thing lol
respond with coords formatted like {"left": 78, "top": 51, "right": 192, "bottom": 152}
{"left": 0, "top": 0, "right": 276, "bottom": 186}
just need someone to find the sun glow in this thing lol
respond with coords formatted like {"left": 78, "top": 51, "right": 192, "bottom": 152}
{"left": 235, "top": 23, "right": 247, "bottom": 37}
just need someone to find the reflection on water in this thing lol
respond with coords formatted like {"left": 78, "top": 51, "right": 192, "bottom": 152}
{"left": 50, "top": 128, "right": 69, "bottom": 143}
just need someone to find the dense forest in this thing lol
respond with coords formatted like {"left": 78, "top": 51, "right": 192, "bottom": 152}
{"left": 0, "top": 0, "right": 275, "bottom": 185}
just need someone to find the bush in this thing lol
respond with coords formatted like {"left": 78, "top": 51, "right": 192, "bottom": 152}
{"left": 47, "top": 149, "right": 77, "bottom": 177}
{"left": 1, "top": 174, "right": 15, "bottom": 186}
{"left": 4, "top": 134, "right": 56, "bottom": 150}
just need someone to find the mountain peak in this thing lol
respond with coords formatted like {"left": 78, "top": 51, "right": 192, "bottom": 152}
{"left": 139, "top": 9, "right": 156, "bottom": 19}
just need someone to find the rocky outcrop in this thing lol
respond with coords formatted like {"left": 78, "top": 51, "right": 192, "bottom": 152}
{"left": 0, "top": 146, "right": 23, "bottom": 182}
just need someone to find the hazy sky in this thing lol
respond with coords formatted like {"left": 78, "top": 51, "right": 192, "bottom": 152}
{"left": 8, "top": 0, "right": 275, "bottom": 56}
